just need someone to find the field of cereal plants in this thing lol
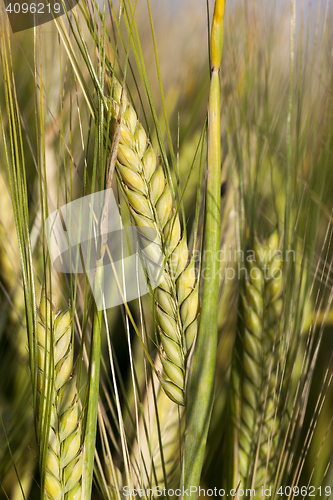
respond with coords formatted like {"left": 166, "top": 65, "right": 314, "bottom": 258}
{"left": 1, "top": 0, "right": 333, "bottom": 499}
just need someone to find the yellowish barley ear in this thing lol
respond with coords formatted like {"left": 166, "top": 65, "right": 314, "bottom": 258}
{"left": 37, "top": 296, "right": 82, "bottom": 500}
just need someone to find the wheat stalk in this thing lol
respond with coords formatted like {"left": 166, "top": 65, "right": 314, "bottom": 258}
{"left": 228, "top": 231, "right": 284, "bottom": 491}
{"left": 37, "top": 296, "right": 82, "bottom": 500}
{"left": 105, "top": 78, "right": 199, "bottom": 406}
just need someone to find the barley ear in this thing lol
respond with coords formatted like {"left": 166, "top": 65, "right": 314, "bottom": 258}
{"left": 38, "top": 296, "right": 82, "bottom": 500}
{"left": 228, "top": 231, "right": 285, "bottom": 490}
{"left": 106, "top": 78, "right": 199, "bottom": 405}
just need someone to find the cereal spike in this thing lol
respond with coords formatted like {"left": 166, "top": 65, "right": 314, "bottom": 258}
{"left": 227, "top": 233, "right": 285, "bottom": 490}
{"left": 38, "top": 297, "right": 82, "bottom": 500}
{"left": 106, "top": 77, "right": 200, "bottom": 405}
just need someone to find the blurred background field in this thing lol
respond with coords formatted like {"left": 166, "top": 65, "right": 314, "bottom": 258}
{"left": 1, "top": 0, "right": 333, "bottom": 498}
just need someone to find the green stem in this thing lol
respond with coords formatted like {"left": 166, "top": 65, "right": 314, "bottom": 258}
{"left": 181, "top": 0, "right": 225, "bottom": 495}
{"left": 82, "top": 261, "right": 103, "bottom": 500}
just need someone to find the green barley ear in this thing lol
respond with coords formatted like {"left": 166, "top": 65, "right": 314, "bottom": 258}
{"left": 38, "top": 296, "right": 82, "bottom": 500}
{"left": 105, "top": 78, "right": 199, "bottom": 405}
{"left": 227, "top": 231, "right": 285, "bottom": 491}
